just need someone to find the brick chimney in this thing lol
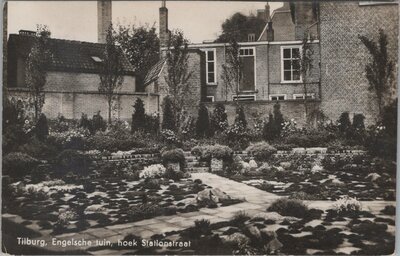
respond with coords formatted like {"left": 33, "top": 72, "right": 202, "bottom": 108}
{"left": 98, "top": 0, "right": 112, "bottom": 44}
{"left": 159, "top": 0, "right": 169, "bottom": 47}
{"left": 265, "top": 2, "right": 271, "bottom": 22}
{"left": 266, "top": 21, "right": 274, "bottom": 41}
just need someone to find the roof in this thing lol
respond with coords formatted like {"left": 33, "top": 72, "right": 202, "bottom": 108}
{"left": 258, "top": 2, "right": 292, "bottom": 41}
{"left": 8, "top": 33, "right": 135, "bottom": 75}
{"left": 144, "top": 58, "right": 166, "bottom": 86}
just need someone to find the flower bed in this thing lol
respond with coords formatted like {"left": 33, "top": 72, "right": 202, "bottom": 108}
{"left": 219, "top": 153, "right": 395, "bottom": 201}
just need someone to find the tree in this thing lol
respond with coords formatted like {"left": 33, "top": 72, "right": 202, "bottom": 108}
{"left": 221, "top": 38, "right": 242, "bottom": 102}
{"left": 164, "top": 30, "right": 193, "bottom": 131}
{"left": 359, "top": 29, "right": 395, "bottom": 116}
{"left": 216, "top": 12, "right": 266, "bottom": 43}
{"left": 162, "top": 96, "right": 175, "bottom": 131}
{"left": 99, "top": 25, "right": 125, "bottom": 124}
{"left": 196, "top": 103, "right": 210, "bottom": 138}
{"left": 211, "top": 103, "right": 228, "bottom": 133}
{"left": 35, "top": 113, "right": 49, "bottom": 141}
{"left": 273, "top": 103, "right": 284, "bottom": 136}
{"left": 25, "top": 25, "right": 52, "bottom": 121}
{"left": 234, "top": 105, "right": 247, "bottom": 131}
{"left": 116, "top": 24, "right": 160, "bottom": 91}
{"left": 300, "top": 32, "right": 314, "bottom": 122}
{"left": 338, "top": 112, "right": 351, "bottom": 134}
{"left": 131, "top": 98, "right": 146, "bottom": 133}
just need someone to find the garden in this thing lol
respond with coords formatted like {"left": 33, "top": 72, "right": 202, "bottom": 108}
{"left": 2, "top": 95, "right": 397, "bottom": 255}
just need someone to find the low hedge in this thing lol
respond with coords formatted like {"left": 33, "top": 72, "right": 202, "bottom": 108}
{"left": 3, "top": 152, "right": 40, "bottom": 179}
{"left": 246, "top": 142, "right": 277, "bottom": 161}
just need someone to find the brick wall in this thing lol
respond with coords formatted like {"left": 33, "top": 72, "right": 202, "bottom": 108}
{"left": 205, "top": 100, "right": 320, "bottom": 127}
{"left": 319, "top": 2, "right": 398, "bottom": 124}
{"left": 45, "top": 71, "right": 136, "bottom": 93}
{"left": 8, "top": 89, "right": 159, "bottom": 120}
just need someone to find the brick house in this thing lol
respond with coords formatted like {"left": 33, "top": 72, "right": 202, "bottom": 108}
{"left": 6, "top": 0, "right": 160, "bottom": 120}
{"left": 146, "top": 1, "right": 398, "bottom": 126}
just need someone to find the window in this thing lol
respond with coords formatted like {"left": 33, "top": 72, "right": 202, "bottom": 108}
{"left": 239, "top": 47, "right": 256, "bottom": 92}
{"left": 205, "top": 49, "right": 217, "bottom": 84}
{"left": 233, "top": 94, "right": 256, "bottom": 102}
{"left": 281, "top": 46, "right": 301, "bottom": 82}
{"left": 293, "top": 93, "right": 315, "bottom": 100}
{"left": 205, "top": 96, "right": 214, "bottom": 102}
{"left": 269, "top": 94, "right": 287, "bottom": 101}
{"left": 247, "top": 33, "right": 256, "bottom": 42}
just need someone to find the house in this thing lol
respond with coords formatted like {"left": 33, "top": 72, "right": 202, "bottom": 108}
{"left": 146, "top": 1, "right": 398, "bottom": 126}
{"left": 6, "top": 0, "right": 160, "bottom": 120}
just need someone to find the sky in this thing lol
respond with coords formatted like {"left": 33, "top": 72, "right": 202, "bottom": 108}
{"left": 8, "top": 1, "right": 282, "bottom": 43}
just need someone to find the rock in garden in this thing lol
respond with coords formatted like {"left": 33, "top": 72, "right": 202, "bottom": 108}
{"left": 225, "top": 232, "right": 250, "bottom": 245}
{"left": 247, "top": 225, "right": 262, "bottom": 239}
{"left": 253, "top": 212, "right": 284, "bottom": 222}
{"left": 265, "top": 237, "right": 283, "bottom": 252}
{"left": 311, "top": 164, "right": 324, "bottom": 173}
{"left": 196, "top": 188, "right": 230, "bottom": 203}
{"left": 366, "top": 173, "right": 381, "bottom": 182}
{"left": 280, "top": 162, "right": 291, "bottom": 169}
{"left": 249, "top": 160, "right": 258, "bottom": 169}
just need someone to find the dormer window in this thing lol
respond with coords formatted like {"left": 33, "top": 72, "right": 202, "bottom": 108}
{"left": 248, "top": 33, "right": 256, "bottom": 42}
{"left": 91, "top": 56, "right": 103, "bottom": 63}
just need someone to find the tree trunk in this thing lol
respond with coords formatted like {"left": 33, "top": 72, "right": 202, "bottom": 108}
{"left": 108, "top": 99, "right": 112, "bottom": 124}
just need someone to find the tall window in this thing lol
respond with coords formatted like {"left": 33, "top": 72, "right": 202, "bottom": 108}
{"left": 281, "top": 46, "right": 301, "bottom": 82}
{"left": 205, "top": 49, "right": 216, "bottom": 84}
{"left": 239, "top": 47, "right": 256, "bottom": 91}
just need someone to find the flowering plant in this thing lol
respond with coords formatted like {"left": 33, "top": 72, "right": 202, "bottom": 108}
{"left": 332, "top": 195, "right": 362, "bottom": 214}
{"left": 139, "top": 164, "right": 166, "bottom": 179}
{"left": 161, "top": 129, "right": 180, "bottom": 144}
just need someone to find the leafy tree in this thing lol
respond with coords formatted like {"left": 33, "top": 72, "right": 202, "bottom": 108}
{"left": 79, "top": 113, "right": 92, "bottom": 132}
{"left": 131, "top": 98, "right": 146, "bottom": 133}
{"left": 25, "top": 25, "right": 52, "bottom": 121}
{"left": 273, "top": 103, "right": 284, "bottom": 136}
{"left": 221, "top": 38, "right": 242, "bottom": 102}
{"left": 300, "top": 32, "right": 315, "bottom": 123}
{"left": 116, "top": 24, "right": 160, "bottom": 91}
{"left": 359, "top": 29, "right": 395, "bottom": 116}
{"left": 164, "top": 30, "right": 193, "bottom": 131}
{"left": 211, "top": 103, "right": 228, "bottom": 133}
{"left": 353, "top": 114, "right": 365, "bottom": 130}
{"left": 99, "top": 25, "right": 124, "bottom": 124}
{"left": 216, "top": 12, "right": 266, "bottom": 43}
{"left": 196, "top": 103, "right": 210, "bottom": 138}
{"left": 263, "top": 103, "right": 284, "bottom": 141}
{"left": 91, "top": 111, "right": 106, "bottom": 134}
{"left": 162, "top": 96, "right": 175, "bottom": 131}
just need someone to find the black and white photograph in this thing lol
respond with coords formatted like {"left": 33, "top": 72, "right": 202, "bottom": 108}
{"left": 1, "top": 0, "right": 398, "bottom": 255}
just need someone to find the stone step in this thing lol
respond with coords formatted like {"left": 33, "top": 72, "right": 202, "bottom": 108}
{"left": 184, "top": 156, "right": 198, "bottom": 162}
{"left": 184, "top": 167, "right": 210, "bottom": 173}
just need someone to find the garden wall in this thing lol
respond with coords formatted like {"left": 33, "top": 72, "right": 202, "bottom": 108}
{"left": 204, "top": 100, "right": 321, "bottom": 127}
{"left": 8, "top": 88, "right": 160, "bottom": 120}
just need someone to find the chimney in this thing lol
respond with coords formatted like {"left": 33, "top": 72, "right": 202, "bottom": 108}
{"left": 265, "top": 2, "right": 271, "bottom": 22}
{"left": 98, "top": 0, "right": 112, "bottom": 44}
{"left": 159, "top": 0, "right": 169, "bottom": 47}
{"left": 266, "top": 21, "right": 274, "bottom": 41}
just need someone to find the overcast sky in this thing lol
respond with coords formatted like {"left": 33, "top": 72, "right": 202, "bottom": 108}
{"left": 8, "top": 1, "right": 282, "bottom": 43}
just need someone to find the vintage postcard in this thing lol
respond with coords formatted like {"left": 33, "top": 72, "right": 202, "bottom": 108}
{"left": 2, "top": 0, "right": 398, "bottom": 255}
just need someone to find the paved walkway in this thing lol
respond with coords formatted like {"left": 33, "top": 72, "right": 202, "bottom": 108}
{"left": 3, "top": 173, "right": 395, "bottom": 255}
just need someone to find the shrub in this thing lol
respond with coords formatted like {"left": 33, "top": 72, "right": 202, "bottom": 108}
{"left": 131, "top": 98, "right": 146, "bottom": 133}
{"left": 194, "top": 219, "right": 211, "bottom": 235}
{"left": 91, "top": 111, "right": 106, "bottom": 134}
{"left": 196, "top": 103, "right": 211, "bottom": 138}
{"left": 180, "top": 115, "right": 196, "bottom": 139}
{"left": 332, "top": 196, "right": 362, "bottom": 215}
{"left": 35, "top": 113, "right": 49, "bottom": 141}
{"left": 3, "top": 152, "right": 40, "bottom": 179}
{"left": 50, "top": 114, "right": 71, "bottom": 132}
{"left": 164, "top": 167, "right": 187, "bottom": 181}
{"left": 246, "top": 142, "right": 277, "bottom": 161}
{"left": 283, "top": 129, "right": 335, "bottom": 147}
{"left": 162, "top": 148, "right": 185, "bottom": 167}
{"left": 127, "top": 203, "right": 162, "bottom": 221}
{"left": 211, "top": 103, "right": 228, "bottom": 134}
{"left": 79, "top": 113, "right": 92, "bottom": 133}
{"left": 49, "top": 128, "right": 89, "bottom": 150}
{"left": 18, "top": 136, "right": 57, "bottom": 159}
{"left": 230, "top": 211, "right": 250, "bottom": 227}
{"left": 234, "top": 105, "right": 247, "bottom": 131}
{"left": 142, "top": 178, "right": 161, "bottom": 190}
{"left": 161, "top": 129, "right": 180, "bottom": 145}
{"left": 267, "top": 198, "right": 308, "bottom": 218}
{"left": 162, "top": 97, "right": 175, "bottom": 131}
{"left": 192, "top": 144, "right": 233, "bottom": 161}
{"left": 56, "top": 149, "right": 91, "bottom": 175}
{"left": 353, "top": 114, "right": 365, "bottom": 130}
{"left": 145, "top": 113, "right": 160, "bottom": 134}
{"left": 139, "top": 164, "right": 166, "bottom": 179}
{"left": 338, "top": 112, "right": 352, "bottom": 134}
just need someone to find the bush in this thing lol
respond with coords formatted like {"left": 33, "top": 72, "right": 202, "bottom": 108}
{"left": 18, "top": 136, "right": 57, "bottom": 160}
{"left": 353, "top": 114, "right": 365, "bottom": 130}
{"left": 267, "top": 198, "right": 308, "bottom": 218}
{"left": 162, "top": 97, "right": 176, "bottom": 131}
{"left": 283, "top": 129, "right": 335, "bottom": 147}
{"left": 35, "top": 113, "right": 49, "bottom": 141}
{"left": 56, "top": 150, "right": 91, "bottom": 175}
{"left": 332, "top": 196, "right": 362, "bottom": 215}
{"left": 192, "top": 144, "right": 233, "bottom": 161}
{"left": 50, "top": 114, "right": 72, "bottom": 133}
{"left": 164, "top": 167, "right": 187, "bottom": 181}
{"left": 246, "top": 142, "right": 277, "bottom": 161}
{"left": 338, "top": 112, "right": 351, "bottom": 134}
{"left": 161, "top": 148, "right": 185, "bottom": 167}
{"left": 132, "top": 98, "right": 146, "bottom": 133}
{"left": 211, "top": 103, "right": 228, "bottom": 134}
{"left": 196, "top": 103, "right": 211, "bottom": 138}
{"left": 263, "top": 103, "right": 284, "bottom": 141}
{"left": 234, "top": 105, "right": 247, "bottom": 131}
{"left": 3, "top": 152, "right": 40, "bottom": 179}
{"left": 161, "top": 129, "right": 180, "bottom": 146}
{"left": 49, "top": 128, "right": 89, "bottom": 150}
{"left": 79, "top": 113, "right": 92, "bottom": 133}
{"left": 139, "top": 164, "right": 166, "bottom": 179}
{"left": 91, "top": 111, "right": 106, "bottom": 134}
